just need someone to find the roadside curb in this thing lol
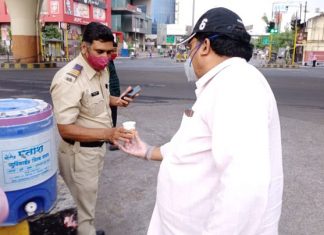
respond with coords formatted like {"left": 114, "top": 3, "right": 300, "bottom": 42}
{"left": 0, "top": 62, "right": 57, "bottom": 70}
{"left": 261, "top": 64, "right": 299, "bottom": 69}
{"left": 49, "top": 58, "right": 71, "bottom": 62}
{"left": 116, "top": 56, "right": 163, "bottom": 60}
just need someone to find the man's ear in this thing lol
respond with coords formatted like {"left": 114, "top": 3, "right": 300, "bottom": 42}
{"left": 80, "top": 42, "right": 88, "bottom": 55}
{"left": 201, "top": 39, "right": 211, "bottom": 55}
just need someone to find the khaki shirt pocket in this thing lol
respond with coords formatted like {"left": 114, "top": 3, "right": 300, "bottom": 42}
{"left": 81, "top": 90, "right": 106, "bottom": 117}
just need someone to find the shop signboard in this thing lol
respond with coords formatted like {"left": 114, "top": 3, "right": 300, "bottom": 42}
{"left": 50, "top": 0, "right": 59, "bottom": 14}
{"left": 262, "top": 36, "right": 269, "bottom": 46}
{"left": 74, "top": 2, "right": 90, "bottom": 18}
{"left": 74, "top": 0, "right": 106, "bottom": 9}
{"left": 65, "top": 0, "right": 73, "bottom": 15}
{"left": 297, "top": 32, "right": 307, "bottom": 44}
{"left": 166, "top": 35, "right": 175, "bottom": 44}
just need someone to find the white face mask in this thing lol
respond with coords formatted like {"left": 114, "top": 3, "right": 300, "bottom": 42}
{"left": 183, "top": 42, "right": 202, "bottom": 82}
{"left": 184, "top": 59, "right": 198, "bottom": 82}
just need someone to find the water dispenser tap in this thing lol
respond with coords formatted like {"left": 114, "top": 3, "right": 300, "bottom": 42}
{"left": 24, "top": 201, "right": 37, "bottom": 216}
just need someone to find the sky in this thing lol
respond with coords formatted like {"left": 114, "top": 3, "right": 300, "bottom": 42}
{"left": 178, "top": 0, "right": 324, "bottom": 35}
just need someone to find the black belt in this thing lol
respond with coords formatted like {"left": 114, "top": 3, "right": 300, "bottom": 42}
{"left": 63, "top": 139, "right": 105, "bottom": 148}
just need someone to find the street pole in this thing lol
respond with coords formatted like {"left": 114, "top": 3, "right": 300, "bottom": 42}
{"left": 36, "top": 0, "right": 41, "bottom": 62}
{"left": 268, "top": 33, "right": 273, "bottom": 62}
{"left": 134, "top": 17, "right": 137, "bottom": 56}
{"left": 304, "top": 1, "right": 307, "bottom": 23}
{"left": 65, "top": 29, "right": 69, "bottom": 60}
{"left": 271, "top": 2, "right": 274, "bottom": 20}
{"left": 40, "top": 30, "right": 44, "bottom": 61}
{"left": 292, "top": 12, "right": 298, "bottom": 65}
{"left": 192, "top": 0, "right": 195, "bottom": 28}
{"left": 302, "top": 1, "right": 307, "bottom": 66}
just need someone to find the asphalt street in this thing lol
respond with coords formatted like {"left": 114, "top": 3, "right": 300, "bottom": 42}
{"left": 0, "top": 58, "right": 323, "bottom": 234}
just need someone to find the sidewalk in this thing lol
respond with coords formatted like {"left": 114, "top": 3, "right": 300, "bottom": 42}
{"left": 249, "top": 57, "right": 324, "bottom": 69}
{"left": 249, "top": 58, "right": 299, "bottom": 68}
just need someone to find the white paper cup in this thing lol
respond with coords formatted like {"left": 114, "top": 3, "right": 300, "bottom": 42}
{"left": 122, "top": 121, "right": 136, "bottom": 130}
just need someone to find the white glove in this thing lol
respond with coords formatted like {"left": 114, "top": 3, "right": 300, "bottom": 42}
{"left": 118, "top": 131, "right": 154, "bottom": 160}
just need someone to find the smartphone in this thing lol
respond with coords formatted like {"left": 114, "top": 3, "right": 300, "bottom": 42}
{"left": 123, "top": 85, "right": 141, "bottom": 98}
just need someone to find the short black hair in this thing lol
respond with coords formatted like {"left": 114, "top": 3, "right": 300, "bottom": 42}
{"left": 195, "top": 33, "right": 253, "bottom": 62}
{"left": 82, "top": 22, "right": 114, "bottom": 44}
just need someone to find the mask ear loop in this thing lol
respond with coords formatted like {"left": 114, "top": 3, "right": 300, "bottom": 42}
{"left": 208, "top": 34, "right": 219, "bottom": 41}
{"left": 204, "top": 34, "right": 218, "bottom": 48}
{"left": 189, "top": 42, "right": 203, "bottom": 66}
{"left": 189, "top": 34, "right": 218, "bottom": 66}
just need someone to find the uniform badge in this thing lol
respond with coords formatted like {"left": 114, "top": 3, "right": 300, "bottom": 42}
{"left": 65, "top": 77, "right": 73, "bottom": 82}
{"left": 91, "top": 91, "right": 99, "bottom": 97}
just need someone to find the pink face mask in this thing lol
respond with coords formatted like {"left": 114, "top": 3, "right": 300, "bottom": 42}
{"left": 87, "top": 54, "right": 109, "bottom": 71}
{"left": 110, "top": 53, "right": 117, "bottom": 61}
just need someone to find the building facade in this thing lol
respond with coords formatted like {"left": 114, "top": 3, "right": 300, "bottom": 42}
{"left": 41, "top": 0, "right": 112, "bottom": 58}
{"left": 151, "top": 0, "right": 175, "bottom": 34}
{"left": 0, "top": 0, "right": 10, "bottom": 54}
{"left": 111, "top": 0, "right": 152, "bottom": 53}
{"left": 0, "top": 0, "right": 176, "bottom": 59}
{"left": 304, "top": 13, "right": 324, "bottom": 64}
{"left": 0, "top": 0, "right": 115, "bottom": 60}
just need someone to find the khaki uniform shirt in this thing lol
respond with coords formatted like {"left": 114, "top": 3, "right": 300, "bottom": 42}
{"left": 50, "top": 53, "right": 112, "bottom": 129}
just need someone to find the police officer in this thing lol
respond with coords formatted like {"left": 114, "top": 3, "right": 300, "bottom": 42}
{"left": 50, "top": 22, "right": 134, "bottom": 235}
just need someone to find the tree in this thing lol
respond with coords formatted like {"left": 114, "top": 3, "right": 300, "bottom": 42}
{"left": 252, "top": 30, "right": 294, "bottom": 51}
{"left": 253, "top": 37, "right": 266, "bottom": 50}
{"left": 271, "top": 30, "right": 294, "bottom": 52}
{"left": 42, "top": 24, "right": 61, "bottom": 39}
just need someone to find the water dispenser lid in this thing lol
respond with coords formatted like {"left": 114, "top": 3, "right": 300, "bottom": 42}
{"left": 0, "top": 98, "right": 52, "bottom": 126}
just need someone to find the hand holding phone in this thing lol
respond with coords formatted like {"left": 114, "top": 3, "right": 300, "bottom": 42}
{"left": 122, "top": 85, "right": 141, "bottom": 99}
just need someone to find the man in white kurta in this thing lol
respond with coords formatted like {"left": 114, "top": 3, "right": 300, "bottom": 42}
{"left": 119, "top": 7, "right": 283, "bottom": 235}
{"left": 148, "top": 56, "right": 283, "bottom": 234}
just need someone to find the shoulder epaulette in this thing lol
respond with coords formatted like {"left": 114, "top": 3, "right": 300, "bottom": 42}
{"left": 67, "top": 64, "right": 83, "bottom": 79}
